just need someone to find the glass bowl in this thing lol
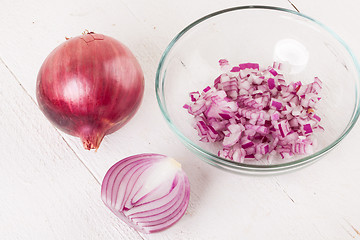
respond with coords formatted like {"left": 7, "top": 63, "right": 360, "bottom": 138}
{"left": 155, "top": 6, "right": 360, "bottom": 174}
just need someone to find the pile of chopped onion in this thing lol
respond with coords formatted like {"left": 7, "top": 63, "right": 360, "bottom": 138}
{"left": 183, "top": 60, "right": 323, "bottom": 163}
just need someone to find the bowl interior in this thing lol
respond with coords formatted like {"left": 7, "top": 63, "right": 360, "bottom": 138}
{"left": 157, "top": 6, "right": 360, "bottom": 170}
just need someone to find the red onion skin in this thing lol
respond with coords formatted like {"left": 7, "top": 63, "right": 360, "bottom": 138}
{"left": 36, "top": 33, "right": 144, "bottom": 150}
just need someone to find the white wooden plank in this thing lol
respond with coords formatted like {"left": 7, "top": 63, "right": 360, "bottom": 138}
{"left": 119, "top": 0, "right": 294, "bottom": 50}
{"left": 0, "top": 0, "right": 295, "bottom": 188}
{"left": 270, "top": 1, "right": 360, "bottom": 238}
{"left": 288, "top": 0, "right": 360, "bottom": 60}
{"left": 1, "top": 0, "right": 360, "bottom": 239}
{"left": 0, "top": 61, "right": 142, "bottom": 239}
{"left": 0, "top": 0, "right": 294, "bottom": 101}
{"left": 273, "top": 128, "right": 360, "bottom": 239}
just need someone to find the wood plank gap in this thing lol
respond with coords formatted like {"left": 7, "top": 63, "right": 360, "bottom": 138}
{"left": 57, "top": 131, "right": 101, "bottom": 184}
{"left": 275, "top": 180, "right": 296, "bottom": 203}
{"left": 0, "top": 56, "right": 146, "bottom": 239}
{"left": 0, "top": 56, "right": 38, "bottom": 106}
{"left": 0, "top": 56, "right": 101, "bottom": 185}
{"left": 340, "top": 224, "right": 355, "bottom": 239}
{"left": 287, "top": 0, "right": 300, "bottom": 12}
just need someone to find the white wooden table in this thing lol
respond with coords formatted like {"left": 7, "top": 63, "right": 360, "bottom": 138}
{"left": 1, "top": 1, "right": 360, "bottom": 239}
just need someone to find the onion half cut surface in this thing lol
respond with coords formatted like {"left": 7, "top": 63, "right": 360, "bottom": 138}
{"left": 101, "top": 153, "right": 190, "bottom": 234}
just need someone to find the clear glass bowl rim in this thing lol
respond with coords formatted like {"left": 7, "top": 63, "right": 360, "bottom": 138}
{"left": 155, "top": 5, "right": 360, "bottom": 173}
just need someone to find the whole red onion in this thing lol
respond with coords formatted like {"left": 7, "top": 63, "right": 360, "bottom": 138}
{"left": 36, "top": 33, "right": 144, "bottom": 150}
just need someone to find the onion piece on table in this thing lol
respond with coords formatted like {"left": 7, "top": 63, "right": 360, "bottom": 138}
{"left": 101, "top": 153, "right": 190, "bottom": 234}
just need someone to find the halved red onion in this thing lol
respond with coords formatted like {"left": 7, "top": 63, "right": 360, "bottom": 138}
{"left": 101, "top": 154, "right": 190, "bottom": 234}
{"left": 184, "top": 60, "right": 323, "bottom": 163}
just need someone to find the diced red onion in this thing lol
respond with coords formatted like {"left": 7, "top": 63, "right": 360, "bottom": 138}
{"left": 313, "top": 114, "right": 321, "bottom": 122}
{"left": 270, "top": 98, "right": 283, "bottom": 111}
{"left": 269, "top": 68, "right": 278, "bottom": 76}
{"left": 242, "top": 141, "right": 254, "bottom": 149}
{"left": 273, "top": 61, "right": 282, "bottom": 70}
{"left": 223, "top": 124, "right": 244, "bottom": 147}
{"left": 184, "top": 60, "right": 323, "bottom": 163}
{"left": 268, "top": 78, "right": 276, "bottom": 90}
{"left": 232, "top": 146, "right": 247, "bottom": 163}
{"left": 303, "top": 123, "right": 313, "bottom": 135}
{"left": 278, "top": 120, "right": 291, "bottom": 138}
{"left": 219, "top": 59, "right": 229, "bottom": 67}
{"left": 231, "top": 66, "right": 241, "bottom": 72}
{"left": 239, "top": 63, "right": 260, "bottom": 70}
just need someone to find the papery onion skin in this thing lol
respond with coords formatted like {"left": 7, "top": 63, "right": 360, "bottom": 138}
{"left": 101, "top": 153, "right": 190, "bottom": 234}
{"left": 36, "top": 33, "right": 144, "bottom": 150}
